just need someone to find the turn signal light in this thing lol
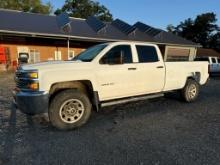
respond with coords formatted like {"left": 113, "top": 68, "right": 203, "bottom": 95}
{"left": 29, "top": 82, "right": 39, "bottom": 90}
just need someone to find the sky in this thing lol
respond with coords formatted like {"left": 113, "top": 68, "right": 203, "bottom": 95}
{"left": 43, "top": 0, "right": 220, "bottom": 30}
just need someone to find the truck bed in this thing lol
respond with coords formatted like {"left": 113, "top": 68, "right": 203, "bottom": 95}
{"left": 163, "top": 62, "right": 209, "bottom": 91}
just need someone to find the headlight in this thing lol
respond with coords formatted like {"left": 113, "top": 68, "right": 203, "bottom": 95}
{"left": 15, "top": 70, "right": 39, "bottom": 91}
{"left": 27, "top": 72, "right": 38, "bottom": 79}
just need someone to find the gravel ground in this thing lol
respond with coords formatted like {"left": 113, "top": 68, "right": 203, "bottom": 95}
{"left": 0, "top": 72, "right": 220, "bottom": 165}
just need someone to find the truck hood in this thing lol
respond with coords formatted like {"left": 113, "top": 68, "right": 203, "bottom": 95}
{"left": 20, "top": 60, "right": 92, "bottom": 71}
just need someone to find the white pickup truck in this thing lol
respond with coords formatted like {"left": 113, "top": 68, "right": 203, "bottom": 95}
{"left": 14, "top": 42, "right": 209, "bottom": 130}
{"left": 195, "top": 56, "right": 220, "bottom": 75}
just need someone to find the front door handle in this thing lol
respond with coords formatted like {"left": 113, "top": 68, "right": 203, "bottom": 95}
{"left": 128, "top": 68, "right": 137, "bottom": 70}
{"left": 157, "top": 66, "right": 164, "bottom": 69}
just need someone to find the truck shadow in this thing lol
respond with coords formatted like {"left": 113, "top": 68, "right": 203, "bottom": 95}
{"left": 31, "top": 96, "right": 179, "bottom": 132}
{"left": 0, "top": 103, "right": 17, "bottom": 165}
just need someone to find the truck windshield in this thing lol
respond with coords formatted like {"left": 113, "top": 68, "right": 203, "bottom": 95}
{"left": 72, "top": 44, "right": 108, "bottom": 62}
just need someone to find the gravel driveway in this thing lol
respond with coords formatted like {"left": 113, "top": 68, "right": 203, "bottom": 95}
{"left": 0, "top": 72, "right": 220, "bottom": 165}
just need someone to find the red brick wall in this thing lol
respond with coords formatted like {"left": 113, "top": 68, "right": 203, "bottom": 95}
{"left": 0, "top": 43, "right": 87, "bottom": 71}
{"left": 1, "top": 44, "right": 85, "bottom": 62}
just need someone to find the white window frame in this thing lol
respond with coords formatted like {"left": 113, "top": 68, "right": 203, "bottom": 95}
{"left": 68, "top": 50, "right": 75, "bottom": 60}
{"left": 29, "top": 49, "right": 40, "bottom": 63}
{"left": 55, "top": 51, "right": 62, "bottom": 60}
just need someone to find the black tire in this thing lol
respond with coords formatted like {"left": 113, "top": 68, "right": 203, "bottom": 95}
{"left": 181, "top": 79, "right": 200, "bottom": 102}
{"left": 49, "top": 89, "right": 92, "bottom": 130}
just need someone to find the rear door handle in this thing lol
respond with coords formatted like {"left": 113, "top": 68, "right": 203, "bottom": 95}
{"left": 157, "top": 66, "right": 164, "bottom": 69}
{"left": 128, "top": 68, "right": 137, "bottom": 70}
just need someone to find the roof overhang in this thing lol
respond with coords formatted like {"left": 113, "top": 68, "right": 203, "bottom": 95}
{"left": 0, "top": 30, "right": 201, "bottom": 48}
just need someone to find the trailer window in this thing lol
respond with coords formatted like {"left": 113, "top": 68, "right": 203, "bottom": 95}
{"left": 166, "top": 48, "right": 190, "bottom": 62}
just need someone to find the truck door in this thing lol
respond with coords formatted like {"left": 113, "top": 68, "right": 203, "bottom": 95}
{"left": 96, "top": 45, "right": 138, "bottom": 100}
{"left": 134, "top": 45, "right": 165, "bottom": 93}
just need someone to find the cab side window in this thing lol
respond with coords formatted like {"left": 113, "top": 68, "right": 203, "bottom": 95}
{"left": 100, "top": 45, "right": 132, "bottom": 64}
{"left": 136, "top": 45, "right": 159, "bottom": 63}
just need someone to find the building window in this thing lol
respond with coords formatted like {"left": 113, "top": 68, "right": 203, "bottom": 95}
{"left": 166, "top": 48, "right": 190, "bottom": 62}
{"left": 136, "top": 45, "right": 159, "bottom": 63}
{"left": 55, "top": 51, "right": 62, "bottom": 60}
{"left": 68, "top": 50, "right": 75, "bottom": 60}
{"left": 30, "top": 49, "right": 40, "bottom": 63}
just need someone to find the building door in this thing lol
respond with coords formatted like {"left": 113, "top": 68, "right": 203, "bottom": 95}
{"left": 5, "top": 47, "right": 11, "bottom": 65}
{"left": 55, "top": 51, "right": 62, "bottom": 60}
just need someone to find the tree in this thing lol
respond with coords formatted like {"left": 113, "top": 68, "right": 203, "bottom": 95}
{"left": 0, "top": 0, "right": 53, "bottom": 14}
{"left": 167, "top": 24, "right": 175, "bottom": 33}
{"left": 54, "top": 0, "right": 113, "bottom": 22}
{"left": 209, "top": 32, "right": 220, "bottom": 52}
{"left": 167, "top": 13, "right": 220, "bottom": 51}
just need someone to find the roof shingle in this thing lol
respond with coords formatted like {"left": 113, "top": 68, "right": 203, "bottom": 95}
{"left": 0, "top": 9, "right": 198, "bottom": 46}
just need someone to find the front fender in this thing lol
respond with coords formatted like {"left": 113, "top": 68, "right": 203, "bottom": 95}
{"left": 39, "top": 70, "right": 98, "bottom": 92}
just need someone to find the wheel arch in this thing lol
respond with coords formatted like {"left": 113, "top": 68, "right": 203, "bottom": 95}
{"left": 186, "top": 72, "right": 201, "bottom": 85}
{"left": 49, "top": 80, "right": 100, "bottom": 111}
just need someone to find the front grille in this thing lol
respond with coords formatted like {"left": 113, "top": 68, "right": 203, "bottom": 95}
{"left": 15, "top": 70, "right": 37, "bottom": 90}
{"left": 15, "top": 71, "right": 26, "bottom": 79}
{"left": 15, "top": 77, "right": 29, "bottom": 89}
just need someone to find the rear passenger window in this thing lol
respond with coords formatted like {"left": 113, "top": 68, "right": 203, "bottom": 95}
{"left": 136, "top": 45, "right": 159, "bottom": 63}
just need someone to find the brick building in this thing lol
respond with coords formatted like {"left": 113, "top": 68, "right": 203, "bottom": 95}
{"left": 0, "top": 9, "right": 200, "bottom": 70}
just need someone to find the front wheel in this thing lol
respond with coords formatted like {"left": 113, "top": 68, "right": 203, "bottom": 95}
{"left": 181, "top": 79, "right": 200, "bottom": 102}
{"left": 49, "top": 89, "right": 92, "bottom": 130}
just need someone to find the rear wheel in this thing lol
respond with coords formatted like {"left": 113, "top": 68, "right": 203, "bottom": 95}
{"left": 49, "top": 89, "right": 91, "bottom": 130}
{"left": 181, "top": 79, "right": 200, "bottom": 102}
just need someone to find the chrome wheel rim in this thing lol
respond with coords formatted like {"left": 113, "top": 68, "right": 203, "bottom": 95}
{"left": 59, "top": 99, "right": 85, "bottom": 124}
{"left": 188, "top": 84, "right": 197, "bottom": 99}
